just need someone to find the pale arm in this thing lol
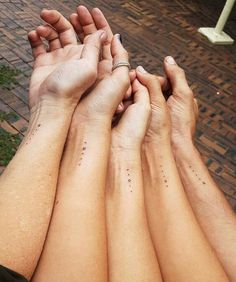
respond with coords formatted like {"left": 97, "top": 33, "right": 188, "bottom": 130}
{"left": 174, "top": 141, "right": 236, "bottom": 281}
{"left": 107, "top": 148, "right": 162, "bottom": 282}
{"left": 32, "top": 120, "right": 110, "bottom": 282}
{"left": 0, "top": 102, "right": 74, "bottom": 279}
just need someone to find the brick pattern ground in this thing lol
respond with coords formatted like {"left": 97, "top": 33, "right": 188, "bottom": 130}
{"left": 0, "top": 0, "right": 236, "bottom": 210}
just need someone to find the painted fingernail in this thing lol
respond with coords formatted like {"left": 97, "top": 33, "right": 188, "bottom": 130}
{"left": 137, "top": 66, "right": 147, "bottom": 73}
{"left": 166, "top": 56, "right": 176, "bottom": 65}
{"left": 100, "top": 31, "right": 107, "bottom": 40}
{"left": 115, "top": 34, "right": 122, "bottom": 43}
{"left": 118, "top": 102, "right": 124, "bottom": 112}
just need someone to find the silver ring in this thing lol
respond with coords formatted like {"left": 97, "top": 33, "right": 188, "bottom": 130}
{"left": 112, "top": 61, "right": 131, "bottom": 71}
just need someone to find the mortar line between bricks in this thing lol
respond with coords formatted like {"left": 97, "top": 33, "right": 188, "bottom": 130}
{"left": 0, "top": 97, "right": 29, "bottom": 122}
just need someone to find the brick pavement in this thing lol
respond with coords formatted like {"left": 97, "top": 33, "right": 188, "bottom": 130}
{"left": 0, "top": 0, "right": 236, "bottom": 210}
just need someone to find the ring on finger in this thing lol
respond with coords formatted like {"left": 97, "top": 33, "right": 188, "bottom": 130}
{"left": 112, "top": 61, "right": 131, "bottom": 71}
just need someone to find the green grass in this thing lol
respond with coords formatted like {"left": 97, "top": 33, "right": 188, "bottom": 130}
{"left": 0, "top": 63, "right": 22, "bottom": 166}
{"left": 0, "top": 127, "right": 21, "bottom": 166}
{"left": 0, "top": 64, "right": 21, "bottom": 89}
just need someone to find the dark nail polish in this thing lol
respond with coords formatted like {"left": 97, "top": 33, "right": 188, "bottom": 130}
{"left": 117, "top": 34, "right": 123, "bottom": 43}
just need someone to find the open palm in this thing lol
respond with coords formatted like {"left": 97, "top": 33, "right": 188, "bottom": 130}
{"left": 28, "top": 9, "right": 105, "bottom": 110}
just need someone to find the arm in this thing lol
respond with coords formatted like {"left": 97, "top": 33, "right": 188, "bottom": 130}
{"left": 0, "top": 102, "right": 74, "bottom": 279}
{"left": 32, "top": 120, "right": 111, "bottom": 282}
{"left": 106, "top": 79, "right": 162, "bottom": 282}
{"left": 136, "top": 66, "right": 228, "bottom": 282}
{"left": 107, "top": 148, "right": 162, "bottom": 282}
{"left": 174, "top": 141, "right": 236, "bottom": 281}
{"left": 163, "top": 56, "right": 236, "bottom": 281}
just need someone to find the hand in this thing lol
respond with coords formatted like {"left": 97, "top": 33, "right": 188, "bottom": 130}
{"left": 70, "top": 6, "right": 133, "bottom": 112}
{"left": 111, "top": 78, "right": 151, "bottom": 150}
{"left": 135, "top": 66, "right": 171, "bottom": 143}
{"left": 28, "top": 9, "right": 106, "bottom": 110}
{"left": 163, "top": 56, "right": 198, "bottom": 147}
{"left": 71, "top": 33, "right": 130, "bottom": 127}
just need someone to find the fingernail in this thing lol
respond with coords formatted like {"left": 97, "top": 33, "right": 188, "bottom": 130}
{"left": 166, "top": 56, "right": 176, "bottom": 65}
{"left": 118, "top": 102, "right": 124, "bottom": 112}
{"left": 115, "top": 34, "right": 122, "bottom": 43}
{"left": 100, "top": 31, "right": 107, "bottom": 40}
{"left": 137, "top": 66, "right": 147, "bottom": 73}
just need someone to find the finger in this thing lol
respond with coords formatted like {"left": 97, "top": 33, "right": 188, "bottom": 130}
{"left": 81, "top": 30, "right": 107, "bottom": 64}
{"left": 116, "top": 102, "right": 124, "bottom": 114}
{"left": 70, "top": 13, "right": 84, "bottom": 42}
{"left": 40, "top": 9, "right": 77, "bottom": 46}
{"left": 163, "top": 56, "right": 193, "bottom": 98}
{"left": 77, "top": 6, "right": 98, "bottom": 38}
{"left": 132, "top": 79, "right": 150, "bottom": 105}
{"left": 124, "top": 69, "right": 136, "bottom": 99}
{"left": 136, "top": 66, "right": 165, "bottom": 105}
{"left": 91, "top": 7, "right": 113, "bottom": 60}
{"left": 28, "top": 30, "right": 46, "bottom": 59}
{"left": 36, "top": 25, "right": 61, "bottom": 51}
{"left": 111, "top": 34, "right": 130, "bottom": 84}
{"left": 194, "top": 98, "right": 199, "bottom": 119}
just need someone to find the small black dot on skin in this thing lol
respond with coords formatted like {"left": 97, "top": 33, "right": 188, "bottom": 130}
{"left": 161, "top": 170, "right": 164, "bottom": 173}
{"left": 84, "top": 141, "right": 87, "bottom": 144}
{"left": 82, "top": 147, "right": 86, "bottom": 150}
{"left": 128, "top": 174, "right": 130, "bottom": 176}
{"left": 128, "top": 179, "right": 131, "bottom": 182}
{"left": 189, "top": 165, "right": 192, "bottom": 168}
{"left": 198, "top": 178, "right": 201, "bottom": 181}
{"left": 192, "top": 170, "right": 195, "bottom": 173}
{"left": 130, "top": 190, "right": 133, "bottom": 192}
{"left": 126, "top": 169, "right": 129, "bottom": 171}
{"left": 202, "top": 181, "right": 206, "bottom": 185}
{"left": 164, "top": 180, "right": 167, "bottom": 183}
{"left": 38, "top": 124, "right": 41, "bottom": 127}
{"left": 195, "top": 174, "right": 198, "bottom": 177}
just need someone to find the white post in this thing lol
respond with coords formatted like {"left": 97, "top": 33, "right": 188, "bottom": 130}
{"left": 215, "top": 0, "right": 236, "bottom": 33}
{"left": 198, "top": 0, "right": 235, "bottom": 45}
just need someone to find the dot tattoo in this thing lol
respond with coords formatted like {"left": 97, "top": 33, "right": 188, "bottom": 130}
{"left": 189, "top": 165, "right": 206, "bottom": 185}
{"left": 160, "top": 162, "right": 169, "bottom": 188}
{"left": 78, "top": 141, "right": 87, "bottom": 166}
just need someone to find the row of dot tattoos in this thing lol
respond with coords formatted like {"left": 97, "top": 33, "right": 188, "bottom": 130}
{"left": 189, "top": 165, "right": 206, "bottom": 185}
{"left": 25, "top": 123, "right": 41, "bottom": 145}
{"left": 126, "top": 169, "right": 133, "bottom": 193}
{"left": 78, "top": 141, "right": 87, "bottom": 166}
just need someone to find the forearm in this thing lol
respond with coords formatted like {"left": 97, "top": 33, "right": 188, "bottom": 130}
{"left": 33, "top": 120, "right": 110, "bottom": 282}
{"left": 0, "top": 102, "right": 74, "bottom": 279}
{"left": 174, "top": 140, "right": 236, "bottom": 281}
{"left": 107, "top": 147, "right": 162, "bottom": 282}
{"left": 143, "top": 140, "right": 228, "bottom": 282}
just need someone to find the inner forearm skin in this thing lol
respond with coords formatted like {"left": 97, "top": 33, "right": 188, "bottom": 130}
{"left": 106, "top": 147, "right": 162, "bottom": 282}
{"left": 174, "top": 141, "right": 236, "bottom": 281}
{"left": 0, "top": 102, "right": 74, "bottom": 279}
{"left": 33, "top": 120, "right": 111, "bottom": 282}
{"left": 142, "top": 140, "right": 229, "bottom": 282}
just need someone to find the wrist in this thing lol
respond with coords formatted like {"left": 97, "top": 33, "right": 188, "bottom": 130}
{"left": 110, "top": 146, "right": 141, "bottom": 169}
{"left": 30, "top": 98, "right": 75, "bottom": 121}
{"left": 172, "top": 138, "right": 197, "bottom": 162}
{"left": 68, "top": 118, "right": 111, "bottom": 144}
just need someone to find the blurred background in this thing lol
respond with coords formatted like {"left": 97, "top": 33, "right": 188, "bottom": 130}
{"left": 0, "top": 0, "right": 235, "bottom": 210}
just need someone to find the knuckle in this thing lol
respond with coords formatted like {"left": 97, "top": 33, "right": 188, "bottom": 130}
{"left": 176, "top": 67, "right": 185, "bottom": 76}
